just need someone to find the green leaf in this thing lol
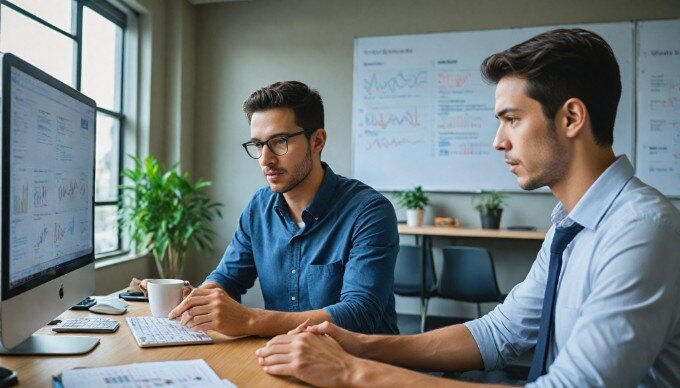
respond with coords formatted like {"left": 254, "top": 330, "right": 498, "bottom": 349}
{"left": 393, "top": 185, "right": 429, "bottom": 209}
{"left": 473, "top": 191, "right": 506, "bottom": 212}
{"left": 118, "top": 155, "right": 223, "bottom": 277}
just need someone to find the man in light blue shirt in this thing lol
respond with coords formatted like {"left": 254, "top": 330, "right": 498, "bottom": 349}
{"left": 465, "top": 154, "right": 680, "bottom": 386}
{"left": 255, "top": 29, "right": 680, "bottom": 387}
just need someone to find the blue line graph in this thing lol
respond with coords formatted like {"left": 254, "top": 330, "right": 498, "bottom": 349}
{"left": 363, "top": 70, "right": 428, "bottom": 97}
{"left": 34, "top": 225, "right": 50, "bottom": 249}
{"left": 33, "top": 184, "right": 49, "bottom": 208}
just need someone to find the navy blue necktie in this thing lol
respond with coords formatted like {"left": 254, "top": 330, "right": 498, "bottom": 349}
{"left": 528, "top": 222, "right": 584, "bottom": 382}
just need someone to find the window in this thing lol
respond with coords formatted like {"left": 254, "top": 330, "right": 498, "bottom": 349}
{"left": 0, "top": 0, "right": 130, "bottom": 256}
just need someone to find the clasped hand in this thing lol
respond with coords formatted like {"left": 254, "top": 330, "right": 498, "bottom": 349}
{"left": 255, "top": 321, "right": 365, "bottom": 386}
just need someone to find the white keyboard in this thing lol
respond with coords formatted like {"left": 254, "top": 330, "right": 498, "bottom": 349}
{"left": 52, "top": 318, "right": 119, "bottom": 333}
{"left": 126, "top": 317, "right": 213, "bottom": 348}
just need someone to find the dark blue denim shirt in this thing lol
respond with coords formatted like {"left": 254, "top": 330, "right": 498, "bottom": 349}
{"left": 205, "top": 163, "right": 399, "bottom": 334}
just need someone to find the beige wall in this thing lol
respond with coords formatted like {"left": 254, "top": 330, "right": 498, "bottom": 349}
{"left": 186, "top": 0, "right": 680, "bottom": 316}
{"left": 94, "top": 256, "right": 155, "bottom": 294}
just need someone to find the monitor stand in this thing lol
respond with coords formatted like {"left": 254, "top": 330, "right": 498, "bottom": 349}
{"left": 0, "top": 335, "right": 99, "bottom": 355}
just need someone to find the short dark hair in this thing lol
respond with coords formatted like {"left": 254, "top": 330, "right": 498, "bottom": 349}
{"left": 481, "top": 28, "right": 621, "bottom": 146}
{"left": 243, "top": 81, "right": 324, "bottom": 139}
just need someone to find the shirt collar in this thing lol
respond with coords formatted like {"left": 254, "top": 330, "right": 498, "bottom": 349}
{"left": 551, "top": 155, "right": 634, "bottom": 230}
{"left": 273, "top": 162, "right": 338, "bottom": 221}
{"left": 305, "top": 162, "right": 338, "bottom": 220}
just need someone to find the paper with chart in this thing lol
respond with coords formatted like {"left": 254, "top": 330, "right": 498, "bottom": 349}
{"left": 60, "top": 359, "right": 236, "bottom": 387}
{"left": 352, "top": 22, "right": 634, "bottom": 192}
{"left": 636, "top": 19, "right": 680, "bottom": 196}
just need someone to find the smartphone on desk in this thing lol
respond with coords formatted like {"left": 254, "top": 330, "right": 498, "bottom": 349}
{"left": 119, "top": 290, "right": 149, "bottom": 302}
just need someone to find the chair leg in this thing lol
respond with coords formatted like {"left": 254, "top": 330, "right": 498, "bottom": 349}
{"left": 420, "top": 297, "right": 430, "bottom": 333}
{"left": 477, "top": 303, "right": 482, "bottom": 318}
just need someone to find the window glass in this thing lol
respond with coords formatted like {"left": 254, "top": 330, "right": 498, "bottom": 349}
{"left": 95, "top": 114, "right": 120, "bottom": 202}
{"left": 0, "top": 5, "right": 74, "bottom": 85}
{"left": 81, "top": 6, "right": 122, "bottom": 111}
{"left": 95, "top": 205, "right": 119, "bottom": 253}
{"left": 10, "top": 0, "right": 72, "bottom": 32}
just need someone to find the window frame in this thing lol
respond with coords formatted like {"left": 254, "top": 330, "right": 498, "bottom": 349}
{"left": 0, "top": 0, "right": 132, "bottom": 258}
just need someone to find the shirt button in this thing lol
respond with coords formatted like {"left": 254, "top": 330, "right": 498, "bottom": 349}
{"left": 291, "top": 296, "right": 296, "bottom": 301}
{"left": 291, "top": 269, "right": 296, "bottom": 274}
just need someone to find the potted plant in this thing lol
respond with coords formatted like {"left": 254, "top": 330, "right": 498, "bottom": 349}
{"left": 473, "top": 191, "right": 506, "bottom": 229}
{"left": 118, "top": 156, "right": 223, "bottom": 279}
{"left": 394, "top": 186, "right": 429, "bottom": 227}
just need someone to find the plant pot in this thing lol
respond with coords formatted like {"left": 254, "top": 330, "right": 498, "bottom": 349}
{"left": 406, "top": 208, "right": 424, "bottom": 227}
{"left": 480, "top": 209, "right": 503, "bottom": 229}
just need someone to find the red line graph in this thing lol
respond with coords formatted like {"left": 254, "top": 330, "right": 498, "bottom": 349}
{"left": 364, "top": 107, "right": 421, "bottom": 129}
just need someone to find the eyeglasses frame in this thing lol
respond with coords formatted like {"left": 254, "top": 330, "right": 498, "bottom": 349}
{"left": 241, "top": 128, "right": 317, "bottom": 159}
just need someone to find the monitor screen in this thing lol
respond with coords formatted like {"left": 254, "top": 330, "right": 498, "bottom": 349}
{"left": 2, "top": 63, "right": 95, "bottom": 298}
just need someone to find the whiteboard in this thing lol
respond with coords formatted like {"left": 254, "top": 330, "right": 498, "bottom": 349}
{"left": 352, "top": 22, "right": 635, "bottom": 192}
{"left": 636, "top": 19, "right": 680, "bottom": 197}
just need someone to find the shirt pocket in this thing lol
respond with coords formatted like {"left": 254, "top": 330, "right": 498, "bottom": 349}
{"left": 306, "top": 260, "right": 345, "bottom": 309}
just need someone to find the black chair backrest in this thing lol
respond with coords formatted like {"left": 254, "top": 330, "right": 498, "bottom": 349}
{"left": 394, "top": 244, "right": 437, "bottom": 296}
{"left": 438, "top": 247, "right": 503, "bottom": 303}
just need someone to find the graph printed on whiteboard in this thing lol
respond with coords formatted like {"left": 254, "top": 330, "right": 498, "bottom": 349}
{"left": 359, "top": 67, "right": 432, "bottom": 152}
{"left": 363, "top": 136, "right": 426, "bottom": 151}
{"left": 362, "top": 69, "right": 428, "bottom": 99}
{"left": 636, "top": 19, "right": 680, "bottom": 196}
{"left": 360, "top": 106, "right": 423, "bottom": 131}
{"left": 354, "top": 22, "right": 636, "bottom": 191}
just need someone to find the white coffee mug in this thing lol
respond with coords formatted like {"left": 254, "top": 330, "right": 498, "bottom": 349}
{"left": 147, "top": 279, "right": 184, "bottom": 318}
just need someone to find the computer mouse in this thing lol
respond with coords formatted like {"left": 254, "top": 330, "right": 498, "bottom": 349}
{"left": 0, "top": 365, "right": 17, "bottom": 387}
{"left": 89, "top": 298, "right": 128, "bottom": 315}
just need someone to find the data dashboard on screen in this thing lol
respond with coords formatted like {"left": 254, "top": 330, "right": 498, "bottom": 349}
{"left": 8, "top": 67, "right": 95, "bottom": 290}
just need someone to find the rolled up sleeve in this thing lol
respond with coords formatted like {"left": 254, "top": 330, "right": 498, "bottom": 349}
{"left": 464, "top": 233, "right": 553, "bottom": 370}
{"left": 205, "top": 201, "right": 258, "bottom": 303}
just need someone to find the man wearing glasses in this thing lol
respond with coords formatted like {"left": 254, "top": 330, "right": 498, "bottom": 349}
{"left": 164, "top": 81, "right": 400, "bottom": 337}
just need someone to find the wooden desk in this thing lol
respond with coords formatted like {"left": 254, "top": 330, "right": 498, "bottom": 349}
{"left": 0, "top": 296, "right": 301, "bottom": 387}
{"left": 398, "top": 225, "right": 546, "bottom": 240}
{"left": 398, "top": 224, "right": 547, "bottom": 300}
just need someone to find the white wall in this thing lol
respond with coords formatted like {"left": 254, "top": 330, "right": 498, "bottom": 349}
{"left": 187, "top": 0, "right": 680, "bottom": 317}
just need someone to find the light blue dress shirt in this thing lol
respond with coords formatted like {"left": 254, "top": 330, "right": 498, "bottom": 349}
{"left": 465, "top": 156, "right": 680, "bottom": 387}
{"left": 205, "top": 163, "right": 399, "bottom": 335}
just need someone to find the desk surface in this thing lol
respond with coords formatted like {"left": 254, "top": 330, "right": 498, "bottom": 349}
{"left": 398, "top": 224, "right": 547, "bottom": 240}
{"left": 0, "top": 296, "right": 301, "bottom": 387}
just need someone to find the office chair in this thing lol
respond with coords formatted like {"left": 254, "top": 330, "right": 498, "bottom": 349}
{"left": 394, "top": 244, "right": 437, "bottom": 332}
{"left": 438, "top": 247, "right": 505, "bottom": 318}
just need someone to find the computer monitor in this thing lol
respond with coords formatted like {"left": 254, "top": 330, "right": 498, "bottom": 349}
{"left": 0, "top": 53, "right": 98, "bottom": 355}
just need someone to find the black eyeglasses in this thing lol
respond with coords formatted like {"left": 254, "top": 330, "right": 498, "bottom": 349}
{"left": 242, "top": 129, "right": 315, "bottom": 159}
